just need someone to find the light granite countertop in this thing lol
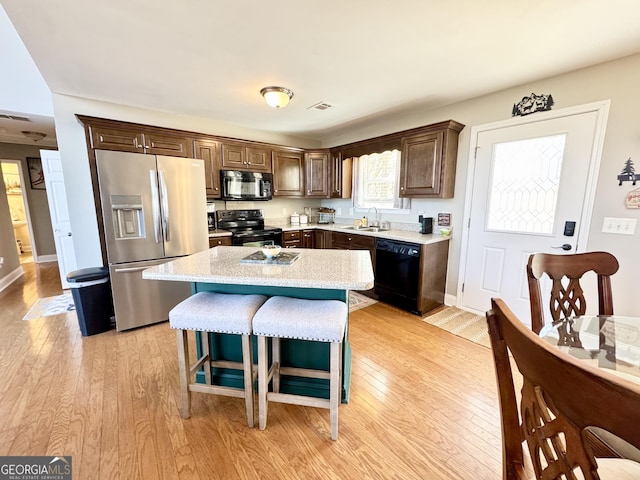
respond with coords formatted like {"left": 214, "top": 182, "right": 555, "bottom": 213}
{"left": 281, "top": 223, "right": 451, "bottom": 245}
{"left": 209, "top": 223, "right": 451, "bottom": 245}
{"left": 143, "top": 246, "right": 374, "bottom": 291}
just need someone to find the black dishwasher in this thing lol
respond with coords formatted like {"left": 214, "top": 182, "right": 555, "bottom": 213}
{"left": 375, "top": 239, "right": 421, "bottom": 314}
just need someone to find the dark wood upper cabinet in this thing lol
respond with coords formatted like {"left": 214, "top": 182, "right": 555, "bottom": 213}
{"left": 89, "top": 124, "right": 192, "bottom": 157}
{"left": 194, "top": 139, "right": 221, "bottom": 198}
{"left": 329, "top": 150, "right": 352, "bottom": 199}
{"left": 272, "top": 149, "right": 305, "bottom": 197}
{"left": 221, "top": 141, "right": 271, "bottom": 172}
{"left": 79, "top": 114, "right": 463, "bottom": 202}
{"left": 399, "top": 120, "right": 464, "bottom": 198}
{"left": 304, "top": 150, "right": 329, "bottom": 198}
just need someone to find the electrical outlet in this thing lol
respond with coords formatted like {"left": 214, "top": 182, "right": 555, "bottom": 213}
{"left": 336, "top": 208, "right": 342, "bottom": 215}
{"left": 349, "top": 208, "right": 354, "bottom": 216}
{"left": 282, "top": 208, "right": 287, "bottom": 216}
{"left": 602, "top": 217, "right": 637, "bottom": 235}
{"left": 0, "top": 257, "right": 3, "bottom": 269}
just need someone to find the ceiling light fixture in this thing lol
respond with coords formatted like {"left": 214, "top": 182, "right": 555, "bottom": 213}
{"left": 260, "top": 86, "right": 294, "bottom": 109}
{"left": 21, "top": 130, "right": 47, "bottom": 142}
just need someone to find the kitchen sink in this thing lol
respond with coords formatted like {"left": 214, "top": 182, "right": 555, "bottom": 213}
{"left": 340, "top": 225, "right": 389, "bottom": 232}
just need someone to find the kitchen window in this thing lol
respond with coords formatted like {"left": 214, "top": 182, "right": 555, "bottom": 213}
{"left": 352, "top": 150, "right": 410, "bottom": 210}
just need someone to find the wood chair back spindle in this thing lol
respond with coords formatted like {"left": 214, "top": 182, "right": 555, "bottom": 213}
{"left": 526, "top": 251, "right": 619, "bottom": 334}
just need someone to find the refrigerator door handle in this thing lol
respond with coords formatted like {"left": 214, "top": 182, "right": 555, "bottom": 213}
{"left": 113, "top": 265, "right": 150, "bottom": 273}
{"left": 159, "top": 170, "right": 170, "bottom": 242}
{"left": 150, "top": 170, "right": 161, "bottom": 243}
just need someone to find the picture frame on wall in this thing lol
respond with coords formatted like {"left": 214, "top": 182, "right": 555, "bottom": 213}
{"left": 27, "top": 157, "right": 45, "bottom": 190}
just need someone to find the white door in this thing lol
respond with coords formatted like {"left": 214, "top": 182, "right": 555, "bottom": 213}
{"left": 41, "top": 149, "right": 77, "bottom": 289}
{"left": 459, "top": 102, "right": 609, "bottom": 325}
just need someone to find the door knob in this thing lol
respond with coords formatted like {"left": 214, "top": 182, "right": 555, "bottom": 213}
{"left": 552, "top": 243, "right": 572, "bottom": 251}
{"left": 67, "top": 232, "right": 72, "bottom": 236}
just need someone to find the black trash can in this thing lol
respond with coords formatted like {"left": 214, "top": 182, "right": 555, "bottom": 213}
{"left": 66, "top": 266, "right": 114, "bottom": 336}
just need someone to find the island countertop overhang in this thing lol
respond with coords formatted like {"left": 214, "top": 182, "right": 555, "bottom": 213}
{"left": 142, "top": 246, "right": 375, "bottom": 291}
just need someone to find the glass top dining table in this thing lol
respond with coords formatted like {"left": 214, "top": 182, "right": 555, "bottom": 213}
{"left": 540, "top": 315, "right": 640, "bottom": 385}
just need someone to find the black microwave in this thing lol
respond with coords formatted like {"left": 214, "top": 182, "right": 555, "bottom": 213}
{"left": 220, "top": 170, "right": 273, "bottom": 201}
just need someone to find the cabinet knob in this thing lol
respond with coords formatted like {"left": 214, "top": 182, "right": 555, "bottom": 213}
{"left": 400, "top": 187, "right": 404, "bottom": 190}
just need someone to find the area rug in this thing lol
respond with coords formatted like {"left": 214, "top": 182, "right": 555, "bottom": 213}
{"left": 23, "top": 292, "right": 76, "bottom": 320}
{"left": 349, "top": 291, "right": 378, "bottom": 312}
{"left": 423, "top": 306, "right": 489, "bottom": 348}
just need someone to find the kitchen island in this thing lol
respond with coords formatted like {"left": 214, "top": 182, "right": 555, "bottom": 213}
{"left": 143, "top": 246, "right": 374, "bottom": 402}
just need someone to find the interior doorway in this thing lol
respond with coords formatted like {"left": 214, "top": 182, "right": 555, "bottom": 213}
{"left": 1, "top": 159, "right": 37, "bottom": 264}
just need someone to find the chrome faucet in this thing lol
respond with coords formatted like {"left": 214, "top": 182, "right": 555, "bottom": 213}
{"left": 366, "top": 206, "right": 380, "bottom": 227}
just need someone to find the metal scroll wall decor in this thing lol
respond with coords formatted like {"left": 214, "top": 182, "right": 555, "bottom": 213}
{"left": 512, "top": 93, "right": 554, "bottom": 116}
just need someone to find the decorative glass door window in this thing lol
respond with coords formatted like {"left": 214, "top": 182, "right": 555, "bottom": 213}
{"left": 486, "top": 134, "right": 567, "bottom": 234}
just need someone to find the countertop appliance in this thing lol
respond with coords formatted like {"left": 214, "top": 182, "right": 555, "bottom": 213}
{"left": 207, "top": 201, "right": 216, "bottom": 231}
{"left": 221, "top": 170, "right": 272, "bottom": 201}
{"left": 217, "top": 209, "right": 282, "bottom": 247}
{"left": 375, "top": 239, "right": 421, "bottom": 314}
{"left": 96, "top": 150, "right": 208, "bottom": 331}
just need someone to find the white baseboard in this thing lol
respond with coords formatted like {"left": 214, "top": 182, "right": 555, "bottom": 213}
{"left": 0, "top": 266, "right": 25, "bottom": 293}
{"left": 36, "top": 254, "right": 58, "bottom": 263}
{"left": 444, "top": 293, "right": 457, "bottom": 307}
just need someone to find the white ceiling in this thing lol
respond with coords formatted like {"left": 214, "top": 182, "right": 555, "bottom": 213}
{"left": 2, "top": 0, "right": 640, "bottom": 144}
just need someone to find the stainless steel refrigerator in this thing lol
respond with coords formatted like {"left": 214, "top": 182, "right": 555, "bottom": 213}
{"left": 96, "top": 150, "right": 208, "bottom": 331}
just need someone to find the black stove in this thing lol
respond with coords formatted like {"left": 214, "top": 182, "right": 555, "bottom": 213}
{"left": 216, "top": 209, "right": 283, "bottom": 246}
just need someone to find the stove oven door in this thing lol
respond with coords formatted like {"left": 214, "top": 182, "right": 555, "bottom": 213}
{"left": 231, "top": 230, "right": 283, "bottom": 247}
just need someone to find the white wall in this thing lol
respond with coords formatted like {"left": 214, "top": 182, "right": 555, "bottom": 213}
{"left": 320, "top": 54, "right": 640, "bottom": 316}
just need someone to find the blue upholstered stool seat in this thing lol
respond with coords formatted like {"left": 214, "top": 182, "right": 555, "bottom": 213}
{"left": 168, "top": 291, "right": 267, "bottom": 427}
{"left": 253, "top": 296, "right": 348, "bottom": 440}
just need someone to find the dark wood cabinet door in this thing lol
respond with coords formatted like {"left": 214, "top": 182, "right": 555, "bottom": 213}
{"left": 89, "top": 125, "right": 191, "bottom": 157}
{"left": 304, "top": 151, "right": 329, "bottom": 198}
{"left": 221, "top": 142, "right": 247, "bottom": 170}
{"left": 313, "top": 230, "right": 329, "bottom": 248}
{"left": 330, "top": 151, "right": 343, "bottom": 198}
{"left": 400, "top": 131, "right": 443, "bottom": 197}
{"left": 90, "top": 125, "right": 145, "bottom": 153}
{"left": 283, "top": 230, "right": 301, "bottom": 248}
{"left": 301, "top": 230, "right": 315, "bottom": 248}
{"left": 194, "top": 139, "right": 221, "bottom": 197}
{"left": 144, "top": 133, "right": 192, "bottom": 157}
{"left": 246, "top": 146, "right": 271, "bottom": 172}
{"left": 272, "top": 150, "right": 304, "bottom": 197}
{"left": 399, "top": 121, "right": 463, "bottom": 199}
{"left": 209, "top": 237, "right": 232, "bottom": 247}
{"left": 329, "top": 151, "right": 352, "bottom": 199}
{"left": 220, "top": 142, "right": 271, "bottom": 172}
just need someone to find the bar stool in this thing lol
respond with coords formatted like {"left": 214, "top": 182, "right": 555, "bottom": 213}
{"left": 169, "top": 291, "right": 268, "bottom": 427}
{"left": 252, "top": 296, "right": 348, "bottom": 440}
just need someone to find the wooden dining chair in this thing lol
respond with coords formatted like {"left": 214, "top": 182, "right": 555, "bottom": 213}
{"left": 526, "top": 251, "right": 619, "bottom": 334}
{"left": 486, "top": 297, "right": 640, "bottom": 480}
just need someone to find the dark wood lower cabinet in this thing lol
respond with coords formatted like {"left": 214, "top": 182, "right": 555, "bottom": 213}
{"left": 209, "top": 236, "right": 232, "bottom": 247}
{"left": 329, "top": 231, "right": 376, "bottom": 296}
{"left": 283, "top": 230, "right": 302, "bottom": 248}
{"left": 301, "top": 230, "right": 314, "bottom": 248}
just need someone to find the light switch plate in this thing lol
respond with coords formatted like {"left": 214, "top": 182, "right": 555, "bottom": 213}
{"left": 602, "top": 217, "right": 637, "bottom": 235}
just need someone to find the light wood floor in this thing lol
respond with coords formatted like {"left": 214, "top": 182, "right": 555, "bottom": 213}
{"left": 0, "top": 262, "right": 503, "bottom": 479}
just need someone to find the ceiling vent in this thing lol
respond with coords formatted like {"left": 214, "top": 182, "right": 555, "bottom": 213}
{"left": 0, "top": 113, "right": 31, "bottom": 122}
{"left": 307, "top": 101, "right": 332, "bottom": 111}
